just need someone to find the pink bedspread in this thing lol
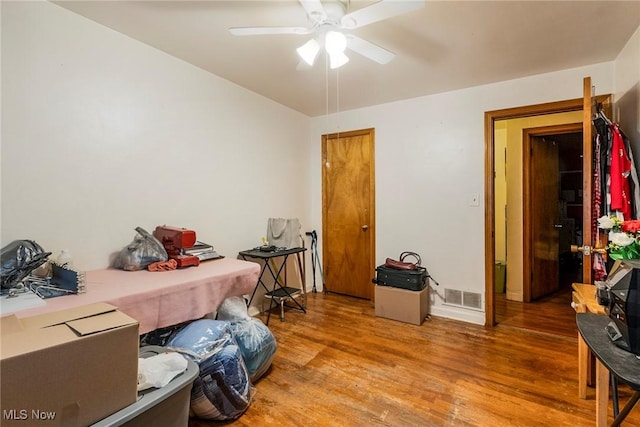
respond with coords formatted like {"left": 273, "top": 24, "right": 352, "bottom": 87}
{"left": 14, "top": 258, "right": 260, "bottom": 334}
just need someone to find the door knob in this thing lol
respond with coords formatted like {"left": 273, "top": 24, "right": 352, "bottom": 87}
{"left": 571, "top": 245, "right": 607, "bottom": 256}
{"left": 361, "top": 225, "right": 369, "bottom": 230}
{"left": 554, "top": 224, "right": 563, "bottom": 228}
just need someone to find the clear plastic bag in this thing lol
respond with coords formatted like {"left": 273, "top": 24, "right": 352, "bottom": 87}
{"left": 230, "top": 318, "right": 277, "bottom": 382}
{"left": 167, "top": 320, "right": 235, "bottom": 363}
{"left": 217, "top": 296, "right": 251, "bottom": 321}
{"left": 114, "top": 227, "right": 168, "bottom": 271}
{"left": 167, "top": 319, "right": 253, "bottom": 421}
{"left": 217, "top": 296, "right": 277, "bottom": 382}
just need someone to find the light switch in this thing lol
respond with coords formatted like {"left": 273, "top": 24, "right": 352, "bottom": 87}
{"left": 470, "top": 193, "right": 479, "bottom": 207}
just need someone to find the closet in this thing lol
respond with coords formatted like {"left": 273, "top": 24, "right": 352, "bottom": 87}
{"left": 557, "top": 132, "right": 584, "bottom": 287}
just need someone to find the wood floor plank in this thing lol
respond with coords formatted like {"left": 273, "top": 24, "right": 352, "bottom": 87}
{"left": 188, "top": 291, "right": 640, "bottom": 426}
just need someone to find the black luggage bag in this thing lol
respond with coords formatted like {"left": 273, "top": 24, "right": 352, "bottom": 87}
{"left": 374, "top": 264, "right": 428, "bottom": 291}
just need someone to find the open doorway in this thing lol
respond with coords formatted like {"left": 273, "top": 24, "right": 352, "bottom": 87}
{"left": 524, "top": 126, "right": 585, "bottom": 301}
{"left": 495, "top": 130, "right": 584, "bottom": 337}
{"left": 492, "top": 113, "right": 584, "bottom": 337}
{"left": 553, "top": 131, "right": 584, "bottom": 290}
{"left": 485, "top": 81, "right": 611, "bottom": 335}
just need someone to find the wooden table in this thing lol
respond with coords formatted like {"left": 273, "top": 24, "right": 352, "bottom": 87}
{"left": 572, "top": 283, "right": 607, "bottom": 399}
{"left": 577, "top": 313, "right": 640, "bottom": 427}
{"left": 572, "top": 283, "right": 607, "bottom": 315}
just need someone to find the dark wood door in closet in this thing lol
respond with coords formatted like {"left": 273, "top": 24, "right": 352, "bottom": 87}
{"left": 530, "top": 135, "right": 561, "bottom": 299}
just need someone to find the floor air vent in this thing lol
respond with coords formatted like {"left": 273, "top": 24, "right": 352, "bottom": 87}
{"left": 444, "top": 289, "right": 483, "bottom": 311}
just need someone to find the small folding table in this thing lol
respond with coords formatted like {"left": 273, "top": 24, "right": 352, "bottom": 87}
{"left": 239, "top": 247, "right": 307, "bottom": 325}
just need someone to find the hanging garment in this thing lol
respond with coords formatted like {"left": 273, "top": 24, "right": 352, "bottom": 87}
{"left": 594, "top": 116, "right": 611, "bottom": 217}
{"left": 593, "top": 252, "right": 607, "bottom": 281}
{"left": 266, "top": 218, "right": 302, "bottom": 248}
{"left": 592, "top": 133, "right": 602, "bottom": 242}
{"left": 621, "top": 128, "right": 640, "bottom": 219}
{"left": 609, "top": 124, "right": 632, "bottom": 220}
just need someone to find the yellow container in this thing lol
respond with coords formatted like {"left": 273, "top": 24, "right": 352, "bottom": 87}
{"left": 495, "top": 261, "right": 506, "bottom": 293}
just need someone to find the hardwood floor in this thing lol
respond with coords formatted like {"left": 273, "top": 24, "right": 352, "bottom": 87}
{"left": 495, "top": 284, "right": 578, "bottom": 338}
{"left": 189, "top": 291, "right": 640, "bottom": 427}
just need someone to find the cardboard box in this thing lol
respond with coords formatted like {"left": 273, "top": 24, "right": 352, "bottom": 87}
{"left": 374, "top": 284, "right": 429, "bottom": 325}
{"left": 1, "top": 303, "right": 139, "bottom": 427}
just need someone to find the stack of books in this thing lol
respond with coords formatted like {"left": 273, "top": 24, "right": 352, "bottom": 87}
{"left": 183, "top": 242, "right": 221, "bottom": 261}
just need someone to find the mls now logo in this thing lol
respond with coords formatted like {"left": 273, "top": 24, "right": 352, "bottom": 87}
{"left": 3, "top": 409, "right": 56, "bottom": 420}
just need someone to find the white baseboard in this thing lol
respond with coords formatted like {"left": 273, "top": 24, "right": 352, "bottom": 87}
{"left": 429, "top": 304, "right": 485, "bottom": 325}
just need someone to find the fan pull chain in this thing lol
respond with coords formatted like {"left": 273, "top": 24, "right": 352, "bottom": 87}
{"left": 325, "top": 52, "right": 329, "bottom": 128}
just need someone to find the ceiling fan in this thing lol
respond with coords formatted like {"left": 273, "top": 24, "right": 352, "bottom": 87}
{"left": 229, "top": 0, "right": 425, "bottom": 69}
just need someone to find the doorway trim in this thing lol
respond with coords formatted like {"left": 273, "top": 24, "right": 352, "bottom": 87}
{"left": 484, "top": 98, "right": 584, "bottom": 326}
{"left": 522, "top": 123, "right": 583, "bottom": 302}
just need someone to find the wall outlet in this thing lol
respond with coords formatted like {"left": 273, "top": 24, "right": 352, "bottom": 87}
{"left": 469, "top": 193, "right": 480, "bottom": 207}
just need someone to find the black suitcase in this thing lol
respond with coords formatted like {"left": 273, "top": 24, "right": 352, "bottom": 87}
{"left": 373, "top": 264, "right": 428, "bottom": 291}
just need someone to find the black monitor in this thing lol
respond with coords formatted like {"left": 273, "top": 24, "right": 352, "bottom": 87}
{"left": 605, "top": 259, "right": 640, "bottom": 355}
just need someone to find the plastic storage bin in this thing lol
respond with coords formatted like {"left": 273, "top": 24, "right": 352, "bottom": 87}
{"left": 91, "top": 346, "right": 197, "bottom": 427}
{"left": 495, "top": 261, "right": 506, "bottom": 293}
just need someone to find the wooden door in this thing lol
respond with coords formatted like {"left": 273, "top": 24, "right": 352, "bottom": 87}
{"left": 530, "top": 136, "right": 560, "bottom": 299}
{"left": 581, "top": 77, "right": 612, "bottom": 284}
{"left": 523, "top": 124, "right": 582, "bottom": 302}
{"left": 322, "top": 128, "right": 375, "bottom": 299}
{"left": 581, "top": 77, "right": 594, "bottom": 283}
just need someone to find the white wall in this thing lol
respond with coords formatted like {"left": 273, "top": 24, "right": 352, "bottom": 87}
{"left": 310, "top": 63, "right": 616, "bottom": 324}
{"left": 614, "top": 25, "right": 640, "bottom": 155}
{"left": 1, "top": 1, "right": 311, "bottom": 271}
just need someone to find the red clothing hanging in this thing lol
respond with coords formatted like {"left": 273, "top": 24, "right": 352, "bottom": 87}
{"left": 610, "top": 124, "right": 632, "bottom": 220}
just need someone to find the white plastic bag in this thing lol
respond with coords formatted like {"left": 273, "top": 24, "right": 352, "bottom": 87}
{"left": 137, "top": 351, "right": 187, "bottom": 391}
{"left": 217, "top": 296, "right": 251, "bottom": 321}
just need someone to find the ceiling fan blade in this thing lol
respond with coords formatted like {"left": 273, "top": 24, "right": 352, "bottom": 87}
{"left": 299, "top": 0, "right": 327, "bottom": 22}
{"left": 341, "top": 0, "right": 425, "bottom": 29}
{"left": 346, "top": 34, "right": 395, "bottom": 64}
{"left": 229, "top": 26, "right": 312, "bottom": 36}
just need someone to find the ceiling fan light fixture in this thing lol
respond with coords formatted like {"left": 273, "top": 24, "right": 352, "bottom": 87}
{"left": 297, "top": 38, "right": 320, "bottom": 66}
{"left": 341, "top": 16, "right": 357, "bottom": 29}
{"left": 329, "top": 51, "right": 349, "bottom": 69}
{"left": 324, "top": 30, "right": 347, "bottom": 55}
{"left": 231, "top": 0, "right": 426, "bottom": 69}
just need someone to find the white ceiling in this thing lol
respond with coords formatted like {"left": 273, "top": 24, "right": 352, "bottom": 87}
{"left": 53, "top": 0, "right": 640, "bottom": 117}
